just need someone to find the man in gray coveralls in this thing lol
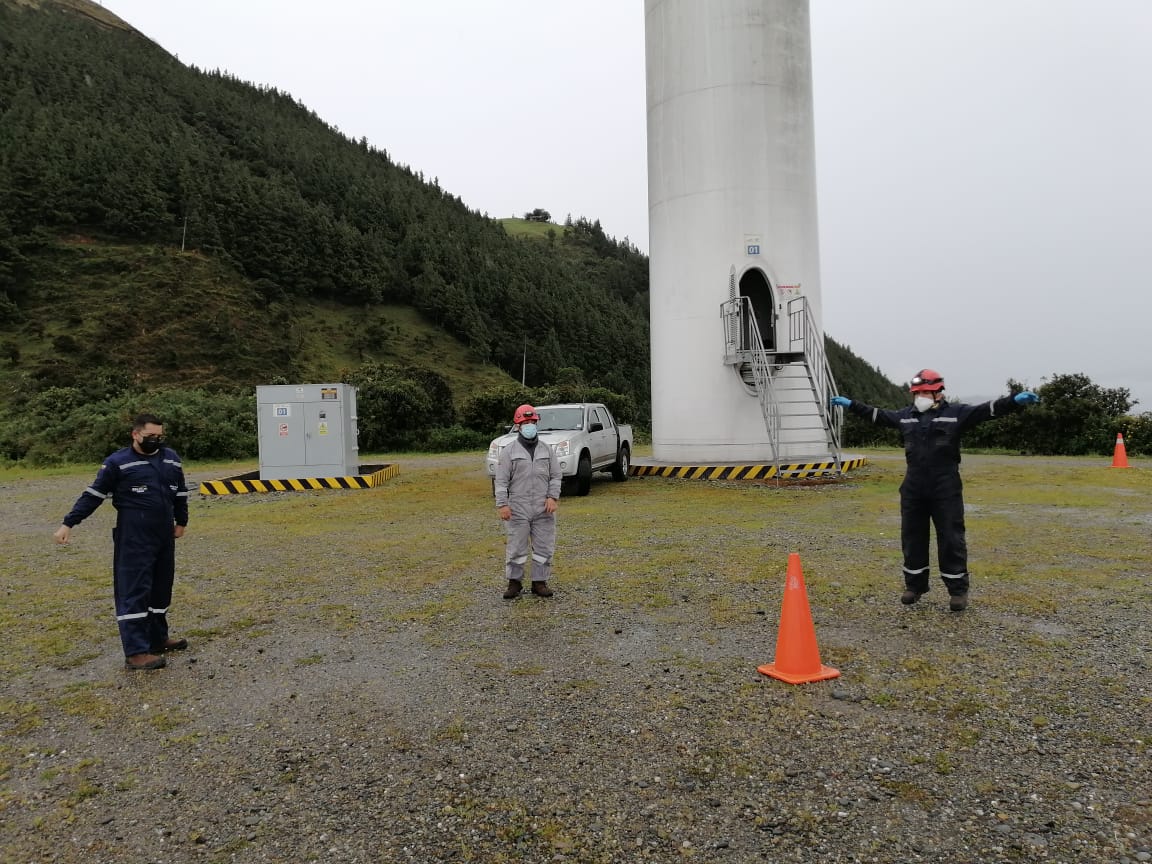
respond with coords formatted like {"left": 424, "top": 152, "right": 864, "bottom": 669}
{"left": 494, "top": 403, "right": 562, "bottom": 599}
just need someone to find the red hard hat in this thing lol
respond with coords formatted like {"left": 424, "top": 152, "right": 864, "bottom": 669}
{"left": 910, "top": 369, "right": 945, "bottom": 393}
{"left": 513, "top": 403, "right": 540, "bottom": 424}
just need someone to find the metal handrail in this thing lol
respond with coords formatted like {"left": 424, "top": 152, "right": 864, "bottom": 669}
{"left": 721, "top": 294, "right": 844, "bottom": 476}
{"left": 721, "top": 296, "right": 780, "bottom": 475}
{"left": 787, "top": 297, "right": 843, "bottom": 471}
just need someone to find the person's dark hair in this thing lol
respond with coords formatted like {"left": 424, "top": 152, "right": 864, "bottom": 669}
{"left": 132, "top": 413, "right": 164, "bottom": 432}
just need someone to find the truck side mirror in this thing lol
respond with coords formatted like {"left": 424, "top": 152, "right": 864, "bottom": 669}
{"left": 589, "top": 422, "right": 604, "bottom": 433}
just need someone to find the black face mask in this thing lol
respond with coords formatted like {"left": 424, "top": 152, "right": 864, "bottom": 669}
{"left": 139, "top": 436, "right": 162, "bottom": 454}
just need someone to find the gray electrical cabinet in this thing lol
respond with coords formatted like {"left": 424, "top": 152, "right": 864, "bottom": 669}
{"left": 256, "top": 383, "right": 359, "bottom": 480}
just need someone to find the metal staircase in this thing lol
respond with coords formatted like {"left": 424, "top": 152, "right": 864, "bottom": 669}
{"left": 720, "top": 293, "right": 843, "bottom": 478}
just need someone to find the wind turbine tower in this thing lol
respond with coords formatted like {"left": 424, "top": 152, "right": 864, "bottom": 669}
{"left": 643, "top": 0, "right": 847, "bottom": 476}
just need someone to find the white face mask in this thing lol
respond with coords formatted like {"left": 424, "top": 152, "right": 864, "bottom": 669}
{"left": 914, "top": 395, "right": 936, "bottom": 413}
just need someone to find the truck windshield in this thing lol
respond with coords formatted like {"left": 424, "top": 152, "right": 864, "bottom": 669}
{"left": 536, "top": 407, "right": 584, "bottom": 431}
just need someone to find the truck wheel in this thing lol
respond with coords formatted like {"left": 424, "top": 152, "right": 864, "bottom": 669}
{"left": 576, "top": 453, "right": 592, "bottom": 496}
{"left": 611, "top": 444, "right": 630, "bottom": 481}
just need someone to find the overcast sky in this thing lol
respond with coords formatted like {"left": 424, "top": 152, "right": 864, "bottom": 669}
{"left": 97, "top": 0, "right": 1152, "bottom": 410}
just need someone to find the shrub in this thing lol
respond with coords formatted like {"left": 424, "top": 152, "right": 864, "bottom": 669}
{"left": 423, "top": 425, "right": 492, "bottom": 453}
{"left": 459, "top": 385, "right": 536, "bottom": 435}
{"left": 0, "top": 386, "right": 256, "bottom": 464}
{"left": 459, "top": 384, "right": 636, "bottom": 436}
{"left": 1115, "top": 413, "right": 1152, "bottom": 457}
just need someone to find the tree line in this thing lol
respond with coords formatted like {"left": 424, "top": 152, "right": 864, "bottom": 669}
{"left": 3, "top": 366, "right": 1144, "bottom": 466}
{"left": 838, "top": 372, "right": 1149, "bottom": 457}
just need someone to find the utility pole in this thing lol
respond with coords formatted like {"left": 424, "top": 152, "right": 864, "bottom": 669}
{"left": 521, "top": 337, "right": 527, "bottom": 385}
{"left": 180, "top": 215, "right": 188, "bottom": 252}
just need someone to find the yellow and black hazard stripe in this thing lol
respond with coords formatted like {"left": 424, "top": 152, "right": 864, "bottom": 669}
{"left": 199, "top": 463, "right": 399, "bottom": 495}
{"left": 775, "top": 456, "right": 867, "bottom": 478}
{"left": 629, "top": 455, "right": 867, "bottom": 482}
{"left": 630, "top": 463, "right": 779, "bottom": 480}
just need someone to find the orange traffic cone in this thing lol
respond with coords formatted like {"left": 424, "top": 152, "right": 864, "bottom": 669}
{"left": 1110, "top": 433, "right": 1131, "bottom": 469}
{"left": 757, "top": 553, "right": 840, "bottom": 685}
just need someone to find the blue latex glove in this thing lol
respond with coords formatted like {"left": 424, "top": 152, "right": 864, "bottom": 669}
{"left": 1014, "top": 391, "right": 1040, "bottom": 405}
{"left": 830, "top": 395, "right": 852, "bottom": 408}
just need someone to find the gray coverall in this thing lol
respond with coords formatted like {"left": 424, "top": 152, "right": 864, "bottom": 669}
{"left": 494, "top": 437, "right": 562, "bottom": 583}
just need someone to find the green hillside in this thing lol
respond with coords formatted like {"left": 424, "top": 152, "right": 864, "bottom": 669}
{"left": 0, "top": 0, "right": 651, "bottom": 391}
{"left": 2, "top": 237, "right": 516, "bottom": 399}
{"left": 500, "top": 217, "right": 565, "bottom": 241}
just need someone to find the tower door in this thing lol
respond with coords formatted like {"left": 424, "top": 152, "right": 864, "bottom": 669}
{"left": 739, "top": 268, "right": 776, "bottom": 352}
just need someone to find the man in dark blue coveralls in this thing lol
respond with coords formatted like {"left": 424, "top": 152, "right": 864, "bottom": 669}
{"left": 54, "top": 414, "right": 190, "bottom": 669}
{"left": 831, "top": 370, "right": 1040, "bottom": 612}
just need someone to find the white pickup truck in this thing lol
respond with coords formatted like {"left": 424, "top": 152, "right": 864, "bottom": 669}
{"left": 486, "top": 402, "right": 634, "bottom": 497}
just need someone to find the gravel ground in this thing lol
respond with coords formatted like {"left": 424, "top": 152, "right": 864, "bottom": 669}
{"left": 2, "top": 453, "right": 1151, "bottom": 864}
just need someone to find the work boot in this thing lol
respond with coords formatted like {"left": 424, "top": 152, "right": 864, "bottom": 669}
{"left": 531, "top": 581, "right": 553, "bottom": 598}
{"left": 502, "top": 579, "right": 522, "bottom": 599}
{"left": 125, "top": 653, "right": 166, "bottom": 671}
{"left": 949, "top": 593, "right": 969, "bottom": 612}
{"left": 900, "top": 589, "right": 924, "bottom": 605}
{"left": 151, "top": 638, "right": 189, "bottom": 653}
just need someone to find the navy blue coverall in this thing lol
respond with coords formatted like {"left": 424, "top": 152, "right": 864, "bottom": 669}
{"left": 63, "top": 445, "right": 190, "bottom": 656}
{"left": 845, "top": 396, "right": 1022, "bottom": 597}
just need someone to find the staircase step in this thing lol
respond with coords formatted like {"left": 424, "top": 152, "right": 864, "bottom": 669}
{"left": 728, "top": 322, "right": 842, "bottom": 467}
